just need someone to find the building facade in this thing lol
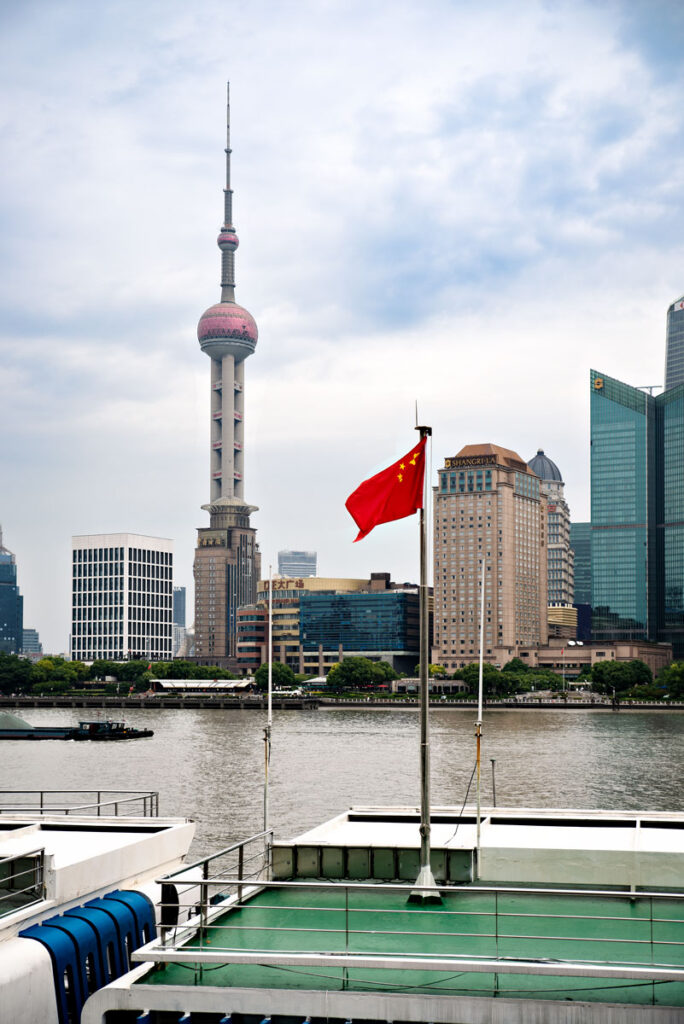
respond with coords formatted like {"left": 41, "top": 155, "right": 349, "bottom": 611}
{"left": 590, "top": 369, "right": 684, "bottom": 657}
{"left": 665, "top": 293, "right": 684, "bottom": 391}
{"left": 193, "top": 86, "right": 261, "bottom": 666}
{"left": 527, "top": 449, "right": 574, "bottom": 607}
{"left": 21, "top": 628, "right": 42, "bottom": 657}
{"left": 71, "top": 533, "right": 173, "bottom": 663}
{"left": 432, "top": 444, "right": 548, "bottom": 671}
{"left": 570, "top": 522, "right": 591, "bottom": 605}
{"left": 173, "top": 587, "right": 186, "bottom": 627}
{"left": 0, "top": 528, "right": 23, "bottom": 655}
{"left": 236, "top": 575, "right": 422, "bottom": 675}
{"left": 277, "top": 550, "right": 317, "bottom": 578}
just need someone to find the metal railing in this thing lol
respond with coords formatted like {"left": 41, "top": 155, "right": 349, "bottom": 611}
{"left": 136, "top": 863, "right": 684, "bottom": 1002}
{"left": 0, "top": 790, "right": 159, "bottom": 817}
{"left": 0, "top": 848, "right": 45, "bottom": 918}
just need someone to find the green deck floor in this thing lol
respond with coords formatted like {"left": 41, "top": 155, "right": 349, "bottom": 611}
{"left": 140, "top": 885, "right": 684, "bottom": 1006}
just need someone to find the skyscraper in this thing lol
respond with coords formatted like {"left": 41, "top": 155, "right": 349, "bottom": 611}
{"left": 278, "top": 550, "right": 317, "bottom": 578}
{"left": 432, "top": 444, "right": 548, "bottom": 671}
{"left": 173, "top": 586, "right": 186, "bottom": 628}
{"left": 193, "top": 87, "right": 261, "bottom": 664}
{"left": 569, "top": 523, "right": 591, "bottom": 606}
{"left": 590, "top": 369, "right": 684, "bottom": 656}
{"left": 71, "top": 533, "right": 173, "bottom": 662}
{"left": 0, "top": 527, "right": 23, "bottom": 655}
{"left": 527, "top": 449, "right": 574, "bottom": 606}
{"left": 665, "top": 294, "right": 684, "bottom": 390}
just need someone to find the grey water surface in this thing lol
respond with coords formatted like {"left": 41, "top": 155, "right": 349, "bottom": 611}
{"left": 1, "top": 706, "right": 683, "bottom": 857}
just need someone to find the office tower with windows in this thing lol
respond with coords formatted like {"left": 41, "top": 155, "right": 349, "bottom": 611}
{"left": 194, "top": 87, "right": 260, "bottom": 665}
{"left": 21, "top": 629, "right": 42, "bottom": 656}
{"left": 173, "top": 587, "right": 186, "bottom": 627}
{"left": 277, "top": 550, "right": 317, "bottom": 578}
{"left": 0, "top": 528, "right": 23, "bottom": 654}
{"left": 527, "top": 449, "right": 574, "bottom": 606}
{"left": 71, "top": 534, "right": 173, "bottom": 662}
{"left": 590, "top": 369, "right": 684, "bottom": 656}
{"left": 570, "top": 523, "right": 591, "bottom": 605}
{"left": 432, "top": 444, "right": 548, "bottom": 671}
{"left": 665, "top": 294, "right": 684, "bottom": 391}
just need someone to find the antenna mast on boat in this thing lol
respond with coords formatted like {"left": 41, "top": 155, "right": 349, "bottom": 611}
{"left": 475, "top": 558, "right": 485, "bottom": 878}
{"left": 409, "top": 423, "right": 441, "bottom": 904}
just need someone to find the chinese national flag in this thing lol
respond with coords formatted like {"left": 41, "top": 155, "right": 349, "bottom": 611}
{"left": 345, "top": 437, "right": 427, "bottom": 542}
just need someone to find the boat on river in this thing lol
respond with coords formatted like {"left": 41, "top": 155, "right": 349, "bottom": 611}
{"left": 0, "top": 711, "right": 153, "bottom": 740}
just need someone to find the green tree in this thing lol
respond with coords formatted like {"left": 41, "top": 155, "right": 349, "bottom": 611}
{"left": 254, "top": 662, "right": 296, "bottom": 691}
{"left": 591, "top": 660, "right": 653, "bottom": 694}
{"left": 502, "top": 657, "right": 529, "bottom": 674}
{"left": 413, "top": 663, "right": 448, "bottom": 677}
{"left": 371, "top": 661, "right": 399, "bottom": 686}
{"left": 326, "top": 657, "right": 380, "bottom": 691}
{"left": 657, "top": 662, "right": 684, "bottom": 699}
{"left": 0, "top": 653, "right": 33, "bottom": 693}
{"left": 453, "top": 662, "right": 502, "bottom": 695}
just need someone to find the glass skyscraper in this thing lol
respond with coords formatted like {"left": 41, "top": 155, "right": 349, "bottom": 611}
{"left": 570, "top": 522, "right": 591, "bottom": 606}
{"left": 665, "top": 294, "right": 684, "bottom": 391}
{"left": 590, "top": 369, "right": 684, "bottom": 656}
{"left": 0, "top": 529, "right": 23, "bottom": 655}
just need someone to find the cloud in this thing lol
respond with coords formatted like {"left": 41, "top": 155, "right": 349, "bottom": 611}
{"left": 1, "top": 0, "right": 683, "bottom": 649}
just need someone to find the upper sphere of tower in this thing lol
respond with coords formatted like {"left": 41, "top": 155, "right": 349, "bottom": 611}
{"left": 527, "top": 449, "right": 563, "bottom": 483}
{"left": 197, "top": 301, "right": 258, "bottom": 361}
{"left": 217, "top": 230, "right": 239, "bottom": 251}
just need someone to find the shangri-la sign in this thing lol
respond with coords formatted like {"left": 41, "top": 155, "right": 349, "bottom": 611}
{"left": 444, "top": 455, "right": 494, "bottom": 468}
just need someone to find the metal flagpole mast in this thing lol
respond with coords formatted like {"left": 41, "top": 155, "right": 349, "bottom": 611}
{"left": 409, "top": 423, "right": 441, "bottom": 904}
{"left": 476, "top": 558, "right": 485, "bottom": 878}
{"left": 264, "top": 565, "right": 273, "bottom": 867}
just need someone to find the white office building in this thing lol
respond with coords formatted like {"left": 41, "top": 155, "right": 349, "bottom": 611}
{"left": 71, "top": 533, "right": 173, "bottom": 662}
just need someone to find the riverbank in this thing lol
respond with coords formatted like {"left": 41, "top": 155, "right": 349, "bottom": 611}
{"left": 1, "top": 694, "right": 683, "bottom": 711}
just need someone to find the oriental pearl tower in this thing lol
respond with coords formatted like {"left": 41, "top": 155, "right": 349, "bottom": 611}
{"left": 193, "top": 86, "right": 261, "bottom": 664}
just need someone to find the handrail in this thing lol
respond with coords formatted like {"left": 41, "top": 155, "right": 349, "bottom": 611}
{"left": 0, "top": 790, "right": 159, "bottom": 817}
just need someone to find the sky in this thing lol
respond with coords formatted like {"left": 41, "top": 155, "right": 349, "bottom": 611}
{"left": 1, "top": 0, "right": 684, "bottom": 654}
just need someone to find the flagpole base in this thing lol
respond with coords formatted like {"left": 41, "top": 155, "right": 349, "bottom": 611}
{"left": 407, "top": 864, "right": 443, "bottom": 905}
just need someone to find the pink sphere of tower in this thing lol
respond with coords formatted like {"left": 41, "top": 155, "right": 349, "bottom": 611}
{"left": 197, "top": 301, "right": 258, "bottom": 361}
{"left": 217, "top": 230, "right": 239, "bottom": 251}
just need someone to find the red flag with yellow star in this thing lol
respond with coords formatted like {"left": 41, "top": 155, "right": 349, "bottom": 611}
{"left": 345, "top": 437, "right": 427, "bottom": 541}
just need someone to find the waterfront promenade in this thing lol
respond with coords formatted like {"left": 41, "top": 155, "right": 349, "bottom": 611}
{"left": 1, "top": 694, "right": 683, "bottom": 712}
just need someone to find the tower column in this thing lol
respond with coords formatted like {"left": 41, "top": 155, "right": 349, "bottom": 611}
{"left": 234, "top": 360, "right": 245, "bottom": 500}
{"left": 210, "top": 358, "right": 223, "bottom": 502}
{"left": 221, "top": 353, "right": 236, "bottom": 499}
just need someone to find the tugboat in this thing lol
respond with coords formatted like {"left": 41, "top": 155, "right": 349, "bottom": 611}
{"left": 0, "top": 711, "right": 153, "bottom": 740}
{"left": 71, "top": 719, "right": 154, "bottom": 740}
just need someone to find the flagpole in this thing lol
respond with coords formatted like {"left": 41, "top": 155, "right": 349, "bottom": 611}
{"left": 476, "top": 557, "right": 485, "bottom": 879}
{"left": 409, "top": 423, "right": 441, "bottom": 904}
{"left": 264, "top": 564, "right": 273, "bottom": 874}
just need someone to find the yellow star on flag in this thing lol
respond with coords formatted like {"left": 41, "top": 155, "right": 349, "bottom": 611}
{"left": 397, "top": 472, "right": 403, "bottom": 482}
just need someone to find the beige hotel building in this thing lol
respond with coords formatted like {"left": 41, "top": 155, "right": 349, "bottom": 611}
{"left": 432, "top": 444, "right": 548, "bottom": 670}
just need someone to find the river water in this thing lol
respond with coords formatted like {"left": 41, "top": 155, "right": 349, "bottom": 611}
{"left": 3, "top": 706, "right": 684, "bottom": 857}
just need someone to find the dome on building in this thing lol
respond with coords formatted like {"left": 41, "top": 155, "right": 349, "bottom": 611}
{"left": 528, "top": 449, "right": 563, "bottom": 482}
{"left": 217, "top": 230, "right": 239, "bottom": 251}
{"left": 197, "top": 302, "right": 258, "bottom": 360}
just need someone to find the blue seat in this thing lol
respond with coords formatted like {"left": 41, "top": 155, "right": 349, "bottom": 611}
{"left": 85, "top": 896, "right": 138, "bottom": 973}
{"left": 64, "top": 905, "right": 125, "bottom": 980}
{"left": 20, "top": 920, "right": 86, "bottom": 1024}
{"left": 103, "top": 889, "right": 157, "bottom": 947}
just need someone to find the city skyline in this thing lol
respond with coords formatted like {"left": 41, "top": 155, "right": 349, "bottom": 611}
{"left": 1, "top": 2, "right": 684, "bottom": 651}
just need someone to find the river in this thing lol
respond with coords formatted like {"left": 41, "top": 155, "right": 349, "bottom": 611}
{"left": 3, "top": 706, "right": 684, "bottom": 857}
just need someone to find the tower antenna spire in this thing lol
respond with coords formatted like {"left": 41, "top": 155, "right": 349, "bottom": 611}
{"left": 221, "top": 82, "right": 236, "bottom": 302}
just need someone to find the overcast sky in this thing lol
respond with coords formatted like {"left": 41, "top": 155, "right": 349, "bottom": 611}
{"left": 1, "top": 0, "right": 683, "bottom": 653}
